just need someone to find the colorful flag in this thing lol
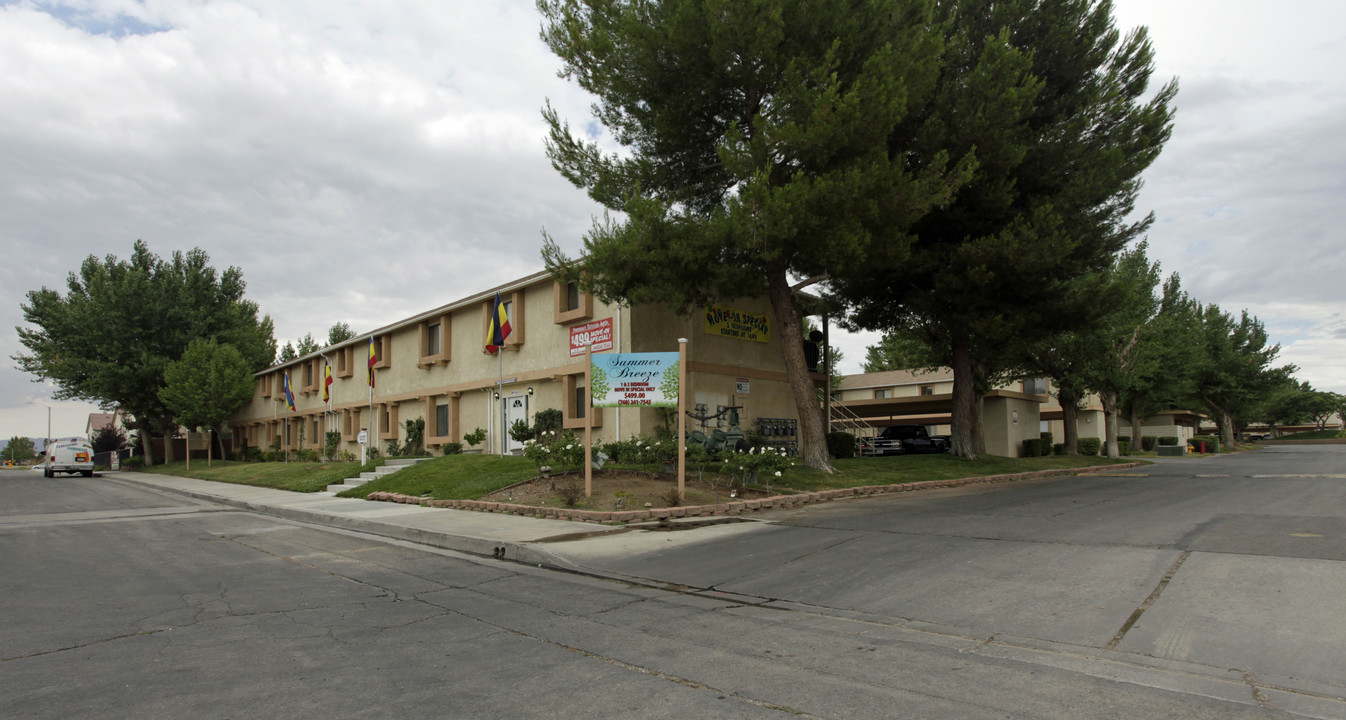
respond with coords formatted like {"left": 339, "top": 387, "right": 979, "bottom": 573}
{"left": 485, "top": 291, "right": 512, "bottom": 355}
{"left": 367, "top": 336, "right": 377, "bottom": 388}
{"left": 323, "top": 360, "right": 333, "bottom": 403}
{"left": 283, "top": 372, "right": 296, "bottom": 412}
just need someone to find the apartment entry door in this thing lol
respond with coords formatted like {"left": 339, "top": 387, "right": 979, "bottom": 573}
{"left": 505, "top": 395, "right": 530, "bottom": 453}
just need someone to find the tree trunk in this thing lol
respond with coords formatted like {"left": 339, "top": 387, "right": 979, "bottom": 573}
{"left": 138, "top": 421, "right": 154, "bottom": 466}
{"left": 1058, "top": 384, "right": 1080, "bottom": 454}
{"left": 162, "top": 429, "right": 176, "bottom": 463}
{"left": 1219, "top": 410, "right": 1236, "bottom": 448}
{"left": 1099, "top": 389, "right": 1120, "bottom": 459}
{"left": 765, "top": 264, "right": 832, "bottom": 473}
{"left": 1129, "top": 406, "right": 1143, "bottom": 451}
{"left": 214, "top": 427, "right": 228, "bottom": 465}
{"left": 949, "top": 336, "right": 985, "bottom": 459}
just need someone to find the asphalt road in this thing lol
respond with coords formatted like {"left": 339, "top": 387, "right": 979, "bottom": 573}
{"left": 2, "top": 446, "right": 1342, "bottom": 718}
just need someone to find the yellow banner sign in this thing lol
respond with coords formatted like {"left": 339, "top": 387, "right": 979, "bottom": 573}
{"left": 705, "top": 305, "right": 770, "bottom": 343}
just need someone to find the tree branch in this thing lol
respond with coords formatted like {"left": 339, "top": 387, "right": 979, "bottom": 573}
{"left": 790, "top": 274, "right": 829, "bottom": 293}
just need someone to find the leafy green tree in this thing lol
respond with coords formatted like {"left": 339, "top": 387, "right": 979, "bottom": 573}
{"left": 6, "top": 436, "right": 36, "bottom": 463}
{"left": 295, "top": 333, "right": 321, "bottom": 356}
{"left": 1304, "top": 391, "right": 1341, "bottom": 432}
{"left": 14, "top": 241, "right": 275, "bottom": 464}
{"left": 538, "top": 0, "right": 967, "bottom": 471}
{"left": 1189, "top": 305, "right": 1295, "bottom": 447}
{"left": 160, "top": 338, "right": 257, "bottom": 462}
{"left": 327, "top": 322, "right": 355, "bottom": 346}
{"left": 1260, "top": 380, "right": 1336, "bottom": 436}
{"left": 278, "top": 342, "right": 297, "bottom": 362}
{"left": 1119, "top": 273, "right": 1202, "bottom": 443}
{"left": 839, "top": 0, "right": 1177, "bottom": 459}
{"left": 863, "top": 329, "right": 942, "bottom": 374}
{"left": 90, "top": 424, "right": 130, "bottom": 454}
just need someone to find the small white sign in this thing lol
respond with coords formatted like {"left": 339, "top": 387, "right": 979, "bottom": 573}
{"left": 357, "top": 429, "right": 369, "bottom": 445}
{"left": 735, "top": 377, "right": 751, "bottom": 394}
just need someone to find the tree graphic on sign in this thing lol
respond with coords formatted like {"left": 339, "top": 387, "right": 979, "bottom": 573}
{"left": 590, "top": 365, "right": 610, "bottom": 403}
{"left": 660, "top": 362, "right": 679, "bottom": 402}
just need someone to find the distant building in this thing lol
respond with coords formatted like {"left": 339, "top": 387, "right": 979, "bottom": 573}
{"left": 830, "top": 369, "right": 1046, "bottom": 457}
{"left": 86, "top": 409, "right": 126, "bottom": 442}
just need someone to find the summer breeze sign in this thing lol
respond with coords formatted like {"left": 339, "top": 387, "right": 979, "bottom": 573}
{"left": 569, "top": 317, "right": 613, "bottom": 357}
{"left": 705, "top": 305, "right": 770, "bottom": 343}
{"left": 590, "top": 352, "right": 679, "bottom": 408}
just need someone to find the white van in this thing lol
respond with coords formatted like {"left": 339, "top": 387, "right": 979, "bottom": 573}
{"left": 45, "top": 440, "right": 95, "bottom": 478}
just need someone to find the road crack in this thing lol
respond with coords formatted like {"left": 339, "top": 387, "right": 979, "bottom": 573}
{"left": 1106, "top": 551, "right": 1189, "bottom": 651}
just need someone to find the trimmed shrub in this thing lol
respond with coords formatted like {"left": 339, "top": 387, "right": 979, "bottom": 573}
{"left": 1078, "top": 437, "right": 1102, "bottom": 456}
{"left": 827, "top": 431, "right": 856, "bottom": 459}
{"left": 1191, "top": 435, "right": 1220, "bottom": 453}
{"left": 1118, "top": 439, "right": 1130, "bottom": 456}
{"left": 1053, "top": 443, "right": 1066, "bottom": 455}
{"left": 440, "top": 442, "right": 463, "bottom": 455}
{"left": 1157, "top": 436, "right": 1180, "bottom": 446}
{"left": 1022, "top": 437, "right": 1052, "bottom": 457}
{"left": 1141, "top": 436, "right": 1158, "bottom": 451}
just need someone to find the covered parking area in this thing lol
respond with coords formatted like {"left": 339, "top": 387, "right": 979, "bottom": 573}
{"left": 828, "top": 389, "right": 1047, "bottom": 457}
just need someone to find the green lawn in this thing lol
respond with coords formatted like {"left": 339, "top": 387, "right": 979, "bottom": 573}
{"left": 337, "top": 454, "right": 537, "bottom": 499}
{"left": 132, "top": 451, "right": 1134, "bottom": 500}
{"left": 134, "top": 458, "right": 383, "bottom": 493}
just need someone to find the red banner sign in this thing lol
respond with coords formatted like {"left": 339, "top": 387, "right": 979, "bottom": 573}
{"left": 569, "top": 317, "right": 614, "bottom": 356}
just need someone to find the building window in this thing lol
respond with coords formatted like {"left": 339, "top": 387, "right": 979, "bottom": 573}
{"left": 419, "top": 315, "right": 450, "bottom": 367}
{"left": 920, "top": 385, "right": 935, "bottom": 396}
{"left": 875, "top": 389, "right": 892, "bottom": 399}
{"left": 427, "top": 322, "right": 440, "bottom": 355}
{"left": 436, "top": 403, "right": 449, "bottom": 438}
{"left": 562, "top": 373, "right": 602, "bottom": 429}
{"left": 374, "top": 335, "right": 392, "bottom": 369}
{"left": 1023, "top": 378, "right": 1047, "bottom": 395}
{"left": 553, "top": 277, "right": 593, "bottom": 324}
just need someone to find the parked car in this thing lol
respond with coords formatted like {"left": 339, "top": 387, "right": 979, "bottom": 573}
{"left": 858, "top": 425, "right": 950, "bottom": 456}
{"left": 44, "top": 440, "right": 95, "bottom": 477}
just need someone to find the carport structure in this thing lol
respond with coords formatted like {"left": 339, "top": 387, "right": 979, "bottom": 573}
{"left": 830, "top": 369, "right": 1047, "bottom": 457}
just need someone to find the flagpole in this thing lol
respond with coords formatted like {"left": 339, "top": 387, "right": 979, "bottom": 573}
{"left": 497, "top": 349, "right": 505, "bottom": 457}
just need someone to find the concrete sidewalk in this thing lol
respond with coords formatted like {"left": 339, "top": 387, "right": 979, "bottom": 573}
{"left": 112, "top": 471, "right": 622, "bottom": 566}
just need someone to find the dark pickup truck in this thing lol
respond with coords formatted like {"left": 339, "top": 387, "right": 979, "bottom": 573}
{"left": 858, "top": 425, "right": 951, "bottom": 456}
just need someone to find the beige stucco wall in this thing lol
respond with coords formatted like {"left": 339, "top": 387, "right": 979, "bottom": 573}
{"left": 982, "top": 395, "right": 1043, "bottom": 457}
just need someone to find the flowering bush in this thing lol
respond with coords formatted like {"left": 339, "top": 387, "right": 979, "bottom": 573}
{"left": 522, "top": 430, "right": 585, "bottom": 474}
{"left": 720, "top": 446, "right": 794, "bottom": 488}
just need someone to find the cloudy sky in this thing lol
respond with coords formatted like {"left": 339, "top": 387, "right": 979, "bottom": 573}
{"left": 2, "top": 0, "right": 1343, "bottom": 442}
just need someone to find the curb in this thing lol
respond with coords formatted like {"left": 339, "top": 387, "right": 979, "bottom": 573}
{"left": 113, "top": 474, "right": 566, "bottom": 566}
{"left": 366, "top": 462, "right": 1149, "bottom": 525}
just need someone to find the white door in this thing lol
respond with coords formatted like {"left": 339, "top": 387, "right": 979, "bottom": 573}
{"left": 505, "top": 395, "right": 530, "bottom": 453}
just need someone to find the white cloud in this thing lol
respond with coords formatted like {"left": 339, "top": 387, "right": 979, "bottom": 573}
{"left": 3, "top": 0, "right": 1345, "bottom": 440}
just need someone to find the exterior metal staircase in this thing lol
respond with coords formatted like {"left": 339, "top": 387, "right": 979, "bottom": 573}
{"left": 829, "top": 402, "right": 880, "bottom": 456}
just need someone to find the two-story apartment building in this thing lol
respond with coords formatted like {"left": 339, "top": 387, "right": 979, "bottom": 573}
{"left": 228, "top": 270, "right": 820, "bottom": 457}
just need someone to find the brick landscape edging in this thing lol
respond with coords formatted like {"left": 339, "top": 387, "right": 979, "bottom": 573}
{"left": 365, "top": 462, "right": 1146, "bottom": 525}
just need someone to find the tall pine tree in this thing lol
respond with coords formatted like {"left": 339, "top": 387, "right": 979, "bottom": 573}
{"left": 537, "top": 0, "right": 971, "bottom": 471}
{"left": 838, "top": 0, "right": 1176, "bottom": 458}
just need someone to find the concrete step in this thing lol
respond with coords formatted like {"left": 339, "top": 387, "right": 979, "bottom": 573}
{"left": 325, "top": 457, "right": 431, "bottom": 494}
